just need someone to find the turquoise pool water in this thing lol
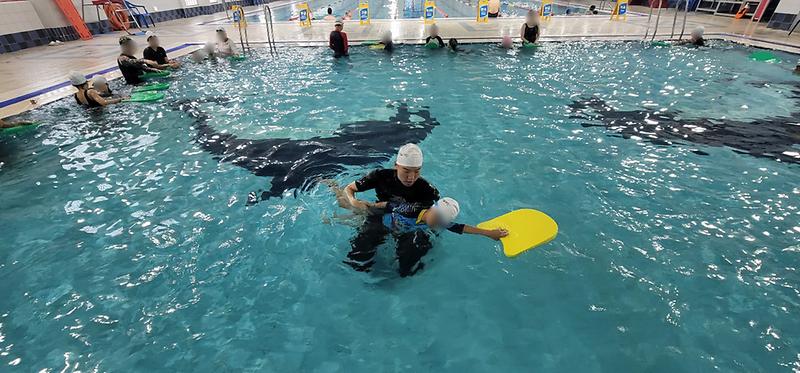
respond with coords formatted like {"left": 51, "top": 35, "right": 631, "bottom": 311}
{"left": 214, "top": 0, "right": 599, "bottom": 22}
{"left": 1, "top": 41, "right": 800, "bottom": 371}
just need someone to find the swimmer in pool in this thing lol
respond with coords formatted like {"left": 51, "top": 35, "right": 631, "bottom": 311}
{"left": 425, "top": 24, "right": 445, "bottom": 48}
{"left": 329, "top": 20, "right": 349, "bottom": 58}
{"left": 329, "top": 182, "right": 507, "bottom": 240}
{"left": 795, "top": 61, "right": 800, "bottom": 74}
{"left": 501, "top": 35, "right": 513, "bottom": 49}
{"left": 90, "top": 75, "right": 113, "bottom": 97}
{"left": 69, "top": 71, "right": 125, "bottom": 107}
{"left": 143, "top": 32, "right": 181, "bottom": 69}
{"left": 378, "top": 31, "right": 394, "bottom": 52}
{"left": 117, "top": 36, "right": 162, "bottom": 85}
{"left": 215, "top": 27, "right": 240, "bottom": 57}
{"left": 677, "top": 26, "right": 705, "bottom": 47}
{"left": 339, "top": 144, "right": 438, "bottom": 276}
{"left": 448, "top": 38, "right": 463, "bottom": 52}
{"left": 520, "top": 9, "right": 540, "bottom": 44}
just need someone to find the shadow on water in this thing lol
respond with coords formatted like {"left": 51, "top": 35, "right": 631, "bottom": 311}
{"left": 172, "top": 97, "right": 439, "bottom": 202}
{"left": 567, "top": 81, "right": 800, "bottom": 164}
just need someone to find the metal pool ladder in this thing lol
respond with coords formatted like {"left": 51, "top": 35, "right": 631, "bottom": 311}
{"left": 264, "top": 4, "right": 278, "bottom": 57}
{"left": 644, "top": 0, "right": 664, "bottom": 41}
{"left": 670, "top": 0, "right": 691, "bottom": 41}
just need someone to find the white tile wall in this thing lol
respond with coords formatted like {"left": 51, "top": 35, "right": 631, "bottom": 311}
{"left": 775, "top": 0, "right": 800, "bottom": 15}
{"left": 0, "top": 1, "right": 46, "bottom": 35}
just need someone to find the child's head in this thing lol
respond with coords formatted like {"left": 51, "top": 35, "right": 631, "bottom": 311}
{"left": 425, "top": 198, "right": 460, "bottom": 228}
{"left": 448, "top": 38, "right": 458, "bottom": 50}
{"left": 381, "top": 30, "right": 392, "bottom": 44}
{"left": 91, "top": 75, "right": 109, "bottom": 93}
{"left": 690, "top": 26, "right": 704, "bottom": 42}
{"left": 146, "top": 31, "right": 159, "bottom": 48}
{"left": 501, "top": 35, "right": 513, "bottom": 49}
{"left": 216, "top": 27, "right": 228, "bottom": 41}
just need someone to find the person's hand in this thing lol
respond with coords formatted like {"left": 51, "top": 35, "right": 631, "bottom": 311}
{"left": 370, "top": 202, "right": 388, "bottom": 209}
{"left": 487, "top": 229, "right": 509, "bottom": 241}
{"left": 349, "top": 199, "right": 370, "bottom": 211}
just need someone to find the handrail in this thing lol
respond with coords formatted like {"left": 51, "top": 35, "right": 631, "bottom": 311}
{"left": 264, "top": 4, "right": 278, "bottom": 56}
{"left": 670, "top": 0, "right": 690, "bottom": 40}
{"left": 789, "top": 10, "right": 800, "bottom": 36}
{"left": 644, "top": 0, "right": 664, "bottom": 41}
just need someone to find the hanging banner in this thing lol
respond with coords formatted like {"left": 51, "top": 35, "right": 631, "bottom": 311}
{"left": 610, "top": 0, "right": 628, "bottom": 20}
{"left": 298, "top": 2, "right": 312, "bottom": 27}
{"left": 476, "top": 0, "right": 488, "bottom": 22}
{"left": 424, "top": 0, "right": 435, "bottom": 24}
{"left": 359, "top": 1, "right": 370, "bottom": 25}
{"left": 539, "top": 0, "right": 553, "bottom": 20}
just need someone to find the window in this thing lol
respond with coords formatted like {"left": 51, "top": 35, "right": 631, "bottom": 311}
{"left": 184, "top": 0, "right": 198, "bottom": 6}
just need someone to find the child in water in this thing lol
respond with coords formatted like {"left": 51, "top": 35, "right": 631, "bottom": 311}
{"left": 325, "top": 180, "right": 507, "bottom": 240}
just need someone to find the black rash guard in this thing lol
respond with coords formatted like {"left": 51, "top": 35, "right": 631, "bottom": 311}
{"left": 354, "top": 168, "right": 440, "bottom": 213}
{"left": 118, "top": 53, "right": 146, "bottom": 85}
{"left": 143, "top": 46, "right": 168, "bottom": 65}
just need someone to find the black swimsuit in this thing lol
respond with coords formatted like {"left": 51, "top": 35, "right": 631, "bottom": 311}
{"left": 74, "top": 89, "right": 102, "bottom": 108}
{"left": 118, "top": 53, "right": 145, "bottom": 85}
{"left": 523, "top": 23, "right": 539, "bottom": 43}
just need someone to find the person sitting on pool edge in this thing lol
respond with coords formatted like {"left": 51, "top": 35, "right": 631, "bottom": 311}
{"left": 425, "top": 24, "right": 445, "bottom": 48}
{"left": 520, "top": 9, "right": 540, "bottom": 45}
{"left": 329, "top": 20, "right": 349, "bottom": 58}
{"left": 143, "top": 32, "right": 181, "bottom": 69}
{"left": 324, "top": 6, "right": 336, "bottom": 21}
{"left": 215, "top": 27, "right": 240, "bottom": 57}
{"left": 117, "top": 36, "right": 163, "bottom": 85}
{"left": 69, "top": 71, "right": 124, "bottom": 107}
{"left": 91, "top": 75, "right": 113, "bottom": 97}
{"left": 488, "top": 0, "right": 500, "bottom": 17}
{"left": 341, "top": 144, "right": 438, "bottom": 276}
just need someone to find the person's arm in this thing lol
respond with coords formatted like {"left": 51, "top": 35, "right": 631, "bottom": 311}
{"left": 460, "top": 225, "right": 508, "bottom": 240}
{"left": 88, "top": 89, "right": 124, "bottom": 106}
{"left": 329, "top": 33, "right": 335, "bottom": 50}
{"left": 520, "top": 24, "right": 526, "bottom": 42}
{"left": 437, "top": 36, "right": 444, "bottom": 47}
{"left": 534, "top": 25, "right": 540, "bottom": 43}
{"left": 343, "top": 170, "right": 380, "bottom": 211}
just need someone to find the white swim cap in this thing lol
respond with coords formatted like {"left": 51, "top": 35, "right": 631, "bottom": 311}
{"left": 396, "top": 143, "right": 423, "bottom": 168}
{"left": 692, "top": 26, "right": 704, "bottom": 37}
{"left": 91, "top": 75, "right": 107, "bottom": 85}
{"left": 68, "top": 71, "right": 87, "bottom": 86}
{"left": 434, "top": 197, "right": 460, "bottom": 224}
{"left": 145, "top": 31, "right": 157, "bottom": 41}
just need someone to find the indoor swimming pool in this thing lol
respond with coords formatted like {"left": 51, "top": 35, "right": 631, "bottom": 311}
{"left": 1, "top": 41, "right": 799, "bottom": 371}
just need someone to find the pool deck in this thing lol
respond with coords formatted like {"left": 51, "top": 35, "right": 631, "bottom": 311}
{"left": 2, "top": 0, "right": 800, "bottom": 120}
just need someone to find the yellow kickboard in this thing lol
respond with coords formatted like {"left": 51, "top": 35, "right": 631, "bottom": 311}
{"left": 477, "top": 209, "right": 558, "bottom": 257}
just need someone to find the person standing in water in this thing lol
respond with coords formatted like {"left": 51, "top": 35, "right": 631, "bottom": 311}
{"left": 329, "top": 20, "right": 349, "bottom": 58}
{"left": 69, "top": 72, "right": 124, "bottom": 107}
{"left": 143, "top": 32, "right": 181, "bottom": 69}
{"left": 117, "top": 36, "right": 162, "bottom": 85}
{"left": 520, "top": 9, "right": 540, "bottom": 44}
{"left": 342, "top": 144, "right": 439, "bottom": 277}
